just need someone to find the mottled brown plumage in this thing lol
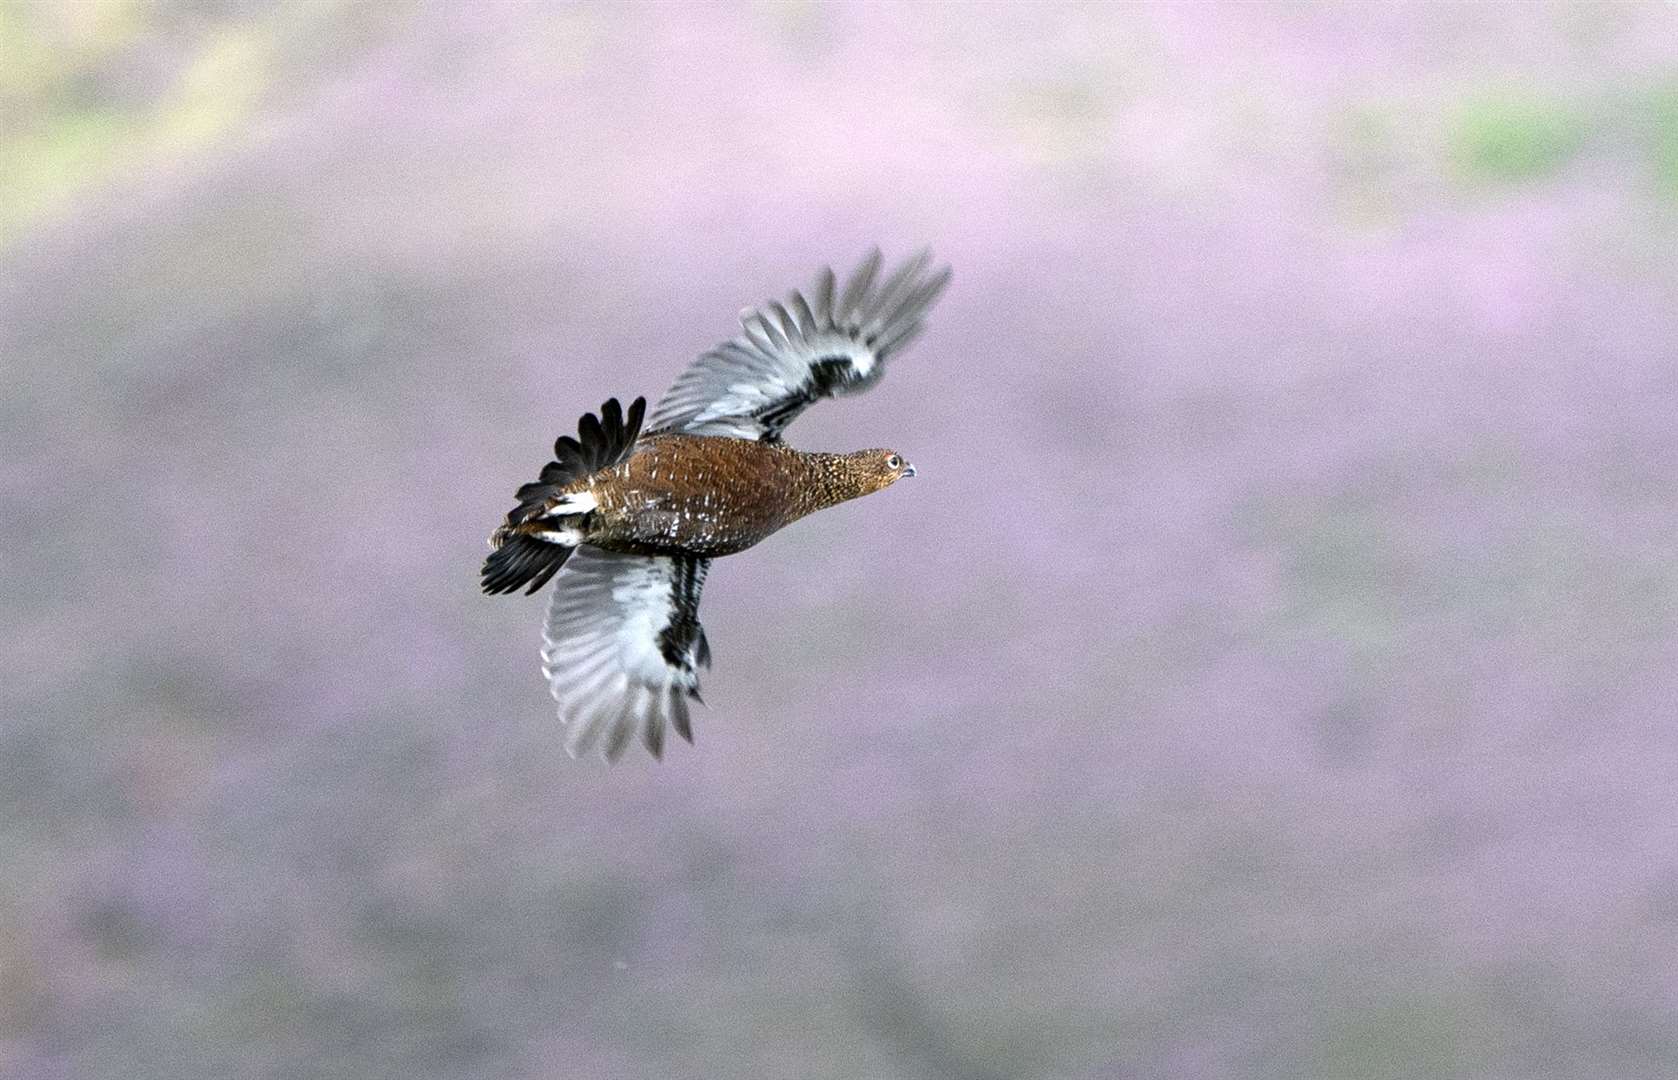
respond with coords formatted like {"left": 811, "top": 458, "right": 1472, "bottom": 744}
{"left": 506, "top": 433, "right": 911, "bottom": 559}
{"left": 481, "top": 249, "right": 949, "bottom": 760}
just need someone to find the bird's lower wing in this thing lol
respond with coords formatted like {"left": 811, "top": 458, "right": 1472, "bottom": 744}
{"left": 541, "top": 548, "right": 711, "bottom": 761}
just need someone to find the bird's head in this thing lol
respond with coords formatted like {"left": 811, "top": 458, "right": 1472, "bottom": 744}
{"left": 845, "top": 448, "right": 917, "bottom": 494}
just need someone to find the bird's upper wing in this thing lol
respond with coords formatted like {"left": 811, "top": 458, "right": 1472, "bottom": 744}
{"left": 541, "top": 547, "right": 712, "bottom": 761}
{"left": 648, "top": 249, "right": 951, "bottom": 443}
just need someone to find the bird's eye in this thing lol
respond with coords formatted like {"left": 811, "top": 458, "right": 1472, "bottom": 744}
{"left": 886, "top": 454, "right": 902, "bottom": 469}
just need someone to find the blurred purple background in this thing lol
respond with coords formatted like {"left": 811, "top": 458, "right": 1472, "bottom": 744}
{"left": 4, "top": 3, "right": 1678, "bottom": 1078}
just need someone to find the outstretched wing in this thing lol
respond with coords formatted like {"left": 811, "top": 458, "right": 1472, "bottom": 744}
{"left": 649, "top": 249, "right": 951, "bottom": 443}
{"left": 540, "top": 548, "right": 712, "bottom": 761}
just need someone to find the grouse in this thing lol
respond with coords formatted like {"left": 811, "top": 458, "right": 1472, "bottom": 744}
{"left": 482, "top": 249, "right": 951, "bottom": 760}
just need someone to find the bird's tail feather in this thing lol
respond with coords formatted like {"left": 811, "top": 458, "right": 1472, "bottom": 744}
{"left": 480, "top": 396, "right": 645, "bottom": 596}
{"left": 481, "top": 533, "right": 574, "bottom": 595}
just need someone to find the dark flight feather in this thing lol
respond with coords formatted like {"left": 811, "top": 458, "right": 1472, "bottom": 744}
{"left": 480, "top": 396, "right": 646, "bottom": 595}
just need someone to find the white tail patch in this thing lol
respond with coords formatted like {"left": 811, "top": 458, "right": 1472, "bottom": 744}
{"left": 535, "top": 526, "right": 584, "bottom": 546}
{"left": 542, "top": 492, "right": 598, "bottom": 517}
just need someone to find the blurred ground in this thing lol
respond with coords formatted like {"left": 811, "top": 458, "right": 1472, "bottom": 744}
{"left": 4, "top": 2, "right": 1678, "bottom": 1078}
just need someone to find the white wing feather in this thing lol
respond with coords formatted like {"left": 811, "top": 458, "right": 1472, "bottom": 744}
{"left": 541, "top": 548, "right": 708, "bottom": 760}
{"left": 649, "top": 249, "right": 951, "bottom": 442}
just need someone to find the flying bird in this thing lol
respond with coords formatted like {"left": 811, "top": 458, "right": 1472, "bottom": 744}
{"left": 482, "top": 249, "right": 951, "bottom": 760}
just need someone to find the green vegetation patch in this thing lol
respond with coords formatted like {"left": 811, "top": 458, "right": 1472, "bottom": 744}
{"left": 1291, "top": 990, "right": 1492, "bottom": 1080}
{"left": 0, "top": 0, "right": 414, "bottom": 248}
{"left": 1647, "top": 81, "right": 1678, "bottom": 199}
{"left": 1448, "top": 90, "right": 1583, "bottom": 184}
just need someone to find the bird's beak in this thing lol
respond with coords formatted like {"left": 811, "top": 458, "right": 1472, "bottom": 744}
{"left": 902, "top": 462, "right": 917, "bottom": 478}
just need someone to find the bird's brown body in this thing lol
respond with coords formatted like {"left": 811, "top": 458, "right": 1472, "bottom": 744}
{"left": 506, "top": 434, "right": 903, "bottom": 559}
{"left": 594, "top": 435, "right": 890, "bottom": 557}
